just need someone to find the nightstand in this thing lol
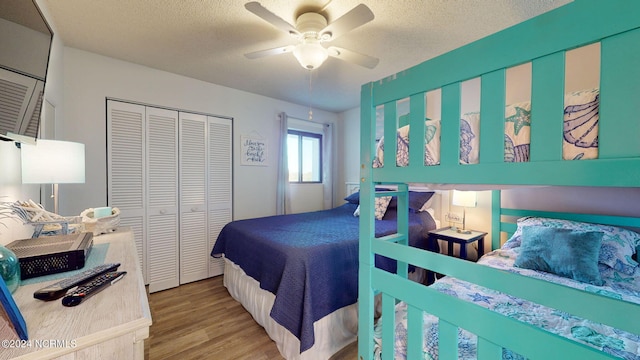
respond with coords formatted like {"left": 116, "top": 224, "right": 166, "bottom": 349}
{"left": 427, "top": 227, "right": 487, "bottom": 261}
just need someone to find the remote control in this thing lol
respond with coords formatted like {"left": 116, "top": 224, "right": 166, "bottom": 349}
{"left": 62, "top": 271, "right": 127, "bottom": 307}
{"left": 33, "top": 263, "right": 121, "bottom": 301}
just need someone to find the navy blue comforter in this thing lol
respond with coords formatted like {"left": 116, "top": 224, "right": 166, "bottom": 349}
{"left": 211, "top": 203, "right": 436, "bottom": 352}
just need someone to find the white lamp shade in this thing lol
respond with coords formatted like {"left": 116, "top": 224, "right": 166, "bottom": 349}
{"left": 293, "top": 40, "right": 328, "bottom": 70}
{"left": 452, "top": 190, "right": 477, "bottom": 208}
{"left": 21, "top": 139, "right": 85, "bottom": 184}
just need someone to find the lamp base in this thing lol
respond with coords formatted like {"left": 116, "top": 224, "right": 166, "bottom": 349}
{"left": 456, "top": 229, "right": 472, "bottom": 234}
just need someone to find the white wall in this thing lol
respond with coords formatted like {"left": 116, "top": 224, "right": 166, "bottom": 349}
{"left": 58, "top": 47, "right": 339, "bottom": 221}
{"left": 337, "top": 107, "right": 361, "bottom": 201}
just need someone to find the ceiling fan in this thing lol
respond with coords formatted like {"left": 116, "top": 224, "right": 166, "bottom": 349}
{"left": 244, "top": 2, "right": 379, "bottom": 70}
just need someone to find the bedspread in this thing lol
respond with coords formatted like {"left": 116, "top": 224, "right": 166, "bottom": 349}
{"left": 374, "top": 248, "right": 640, "bottom": 359}
{"left": 211, "top": 203, "right": 436, "bottom": 352}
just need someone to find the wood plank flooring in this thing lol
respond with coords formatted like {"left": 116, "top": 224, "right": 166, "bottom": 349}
{"left": 145, "top": 275, "right": 358, "bottom": 360}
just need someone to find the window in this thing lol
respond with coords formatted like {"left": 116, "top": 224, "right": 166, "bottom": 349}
{"left": 287, "top": 130, "right": 322, "bottom": 183}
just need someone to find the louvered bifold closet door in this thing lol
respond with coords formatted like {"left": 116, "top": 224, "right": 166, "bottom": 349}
{"left": 22, "top": 85, "right": 43, "bottom": 138}
{"left": 0, "top": 68, "right": 40, "bottom": 136}
{"left": 179, "top": 112, "right": 209, "bottom": 284}
{"left": 208, "top": 116, "right": 232, "bottom": 277}
{"left": 107, "top": 101, "right": 147, "bottom": 282}
{"left": 146, "top": 107, "right": 180, "bottom": 293}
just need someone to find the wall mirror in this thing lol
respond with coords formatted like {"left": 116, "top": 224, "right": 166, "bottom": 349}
{"left": 0, "top": 0, "right": 53, "bottom": 142}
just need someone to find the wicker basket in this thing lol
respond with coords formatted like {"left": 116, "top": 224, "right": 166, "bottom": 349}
{"left": 81, "top": 207, "right": 120, "bottom": 235}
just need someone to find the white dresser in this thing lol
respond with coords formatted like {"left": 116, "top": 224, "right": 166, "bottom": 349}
{"left": 1, "top": 228, "right": 152, "bottom": 359}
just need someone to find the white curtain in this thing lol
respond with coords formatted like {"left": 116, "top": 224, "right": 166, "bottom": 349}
{"left": 322, "top": 123, "right": 334, "bottom": 209}
{"left": 276, "top": 112, "right": 291, "bottom": 215}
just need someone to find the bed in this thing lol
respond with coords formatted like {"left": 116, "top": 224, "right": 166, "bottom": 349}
{"left": 358, "top": 1, "right": 640, "bottom": 359}
{"left": 372, "top": 212, "right": 640, "bottom": 359}
{"left": 210, "top": 191, "right": 438, "bottom": 360}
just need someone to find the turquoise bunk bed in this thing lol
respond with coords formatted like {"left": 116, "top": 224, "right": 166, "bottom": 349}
{"left": 358, "top": 1, "right": 640, "bottom": 359}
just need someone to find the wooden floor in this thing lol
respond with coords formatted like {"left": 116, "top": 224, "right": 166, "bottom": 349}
{"left": 145, "top": 275, "right": 358, "bottom": 360}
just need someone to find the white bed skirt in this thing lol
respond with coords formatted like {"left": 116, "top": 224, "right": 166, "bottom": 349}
{"left": 223, "top": 258, "right": 358, "bottom": 360}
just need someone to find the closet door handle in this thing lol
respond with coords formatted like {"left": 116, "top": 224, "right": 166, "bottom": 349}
{"left": 159, "top": 209, "right": 167, "bottom": 215}
{"left": 191, "top": 207, "right": 198, "bottom": 212}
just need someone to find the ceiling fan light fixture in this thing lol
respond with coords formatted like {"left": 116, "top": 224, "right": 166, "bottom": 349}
{"left": 293, "top": 40, "right": 328, "bottom": 70}
{"left": 244, "top": 2, "right": 378, "bottom": 69}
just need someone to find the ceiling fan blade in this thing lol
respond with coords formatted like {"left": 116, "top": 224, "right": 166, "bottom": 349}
{"left": 320, "top": 4, "right": 374, "bottom": 41}
{"left": 245, "top": 2, "right": 300, "bottom": 36}
{"left": 327, "top": 46, "right": 379, "bottom": 69}
{"left": 245, "top": 45, "right": 295, "bottom": 59}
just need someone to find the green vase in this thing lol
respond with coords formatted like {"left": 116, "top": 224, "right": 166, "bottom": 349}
{"left": 0, "top": 245, "right": 20, "bottom": 293}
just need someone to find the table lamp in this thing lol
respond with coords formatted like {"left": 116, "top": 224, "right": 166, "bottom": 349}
{"left": 20, "top": 139, "right": 85, "bottom": 214}
{"left": 451, "top": 190, "right": 477, "bottom": 234}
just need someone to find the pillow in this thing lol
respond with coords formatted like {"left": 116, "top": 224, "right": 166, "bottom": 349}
{"left": 503, "top": 216, "right": 640, "bottom": 275}
{"left": 514, "top": 226, "right": 604, "bottom": 286}
{"left": 344, "top": 191, "right": 360, "bottom": 204}
{"left": 353, "top": 197, "right": 394, "bottom": 220}
{"left": 374, "top": 196, "right": 392, "bottom": 220}
{"left": 344, "top": 188, "right": 393, "bottom": 205}
{"left": 388, "top": 191, "right": 435, "bottom": 212}
{"left": 411, "top": 191, "right": 435, "bottom": 212}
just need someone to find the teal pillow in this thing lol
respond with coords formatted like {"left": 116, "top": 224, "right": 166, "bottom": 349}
{"left": 504, "top": 216, "right": 639, "bottom": 274}
{"left": 514, "top": 226, "right": 604, "bottom": 286}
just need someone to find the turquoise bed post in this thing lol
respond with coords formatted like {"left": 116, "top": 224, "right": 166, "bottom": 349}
{"left": 396, "top": 183, "right": 409, "bottom": 280}
{"left": 358, "top": 82, "right": 376, "bottom": 360}
{"left": 383, "top": 100, "right": 397, "bottom": 170}
{"left": 408, "top": 93, "right": 425, "bottom": 168}
{"left": 530, "top": 52, "right": 564, "bottom": 162}
{"left": 491, "top": 190, "right": 501, "bottom": 250}
{"left": 479, "top": 69, "right": 506, "bottom": 164}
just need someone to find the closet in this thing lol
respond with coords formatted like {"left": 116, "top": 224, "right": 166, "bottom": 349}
{"left": 107, "top": 100, "right": 232, "bottom": 293}
{"left": 178, "top": 112, "right": 232, "bottom": 284}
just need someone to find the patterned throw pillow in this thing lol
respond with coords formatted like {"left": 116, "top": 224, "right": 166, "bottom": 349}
{"left": 374, "top": 196, "right": 392, "bottom": 220}
{"left": 504, "top": 217, "right": 640, "bottom": 275}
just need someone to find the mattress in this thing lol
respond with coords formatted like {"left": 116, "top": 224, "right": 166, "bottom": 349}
{"left": 373, "top": 248, "right": 640, "bottom": 359}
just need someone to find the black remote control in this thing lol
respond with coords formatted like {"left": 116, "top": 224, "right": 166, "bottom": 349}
{"left": 33, "top": 263, "right": 121, "bottom": 301}
{"left": 62, "top": 271, "right": 127, "bottom": 307}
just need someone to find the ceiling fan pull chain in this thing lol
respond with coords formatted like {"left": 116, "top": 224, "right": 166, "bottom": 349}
{"left": 308, "top": 69, "right": 313, "bottom": 120}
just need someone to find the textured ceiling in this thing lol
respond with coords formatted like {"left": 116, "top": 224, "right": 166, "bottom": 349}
{"left": 42, "top": 0, "right": 571, "bottom": 113}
